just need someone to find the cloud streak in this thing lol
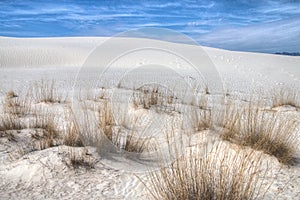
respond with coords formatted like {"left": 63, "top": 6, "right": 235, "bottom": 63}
{"left": 198, "top": 17, "right": 300, "bottom": 52}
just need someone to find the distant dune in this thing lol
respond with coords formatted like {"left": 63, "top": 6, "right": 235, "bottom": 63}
{"left": 275, "top": 52, "right": 300, "bottom": 56}
{"left": 1, "top": 36, "right": 299, "bottom": 68}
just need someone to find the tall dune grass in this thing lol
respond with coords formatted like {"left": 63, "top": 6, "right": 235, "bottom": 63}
{"left": 98, "top": 102, "right": 151, "bottom": 153}
{"left": 62, "top": 102, "right": 150, "bottom": 153}
{"left": 32, "top": 79, "right": 67, "bottom": 103}
{"left": 142, "top": 140, "right": 267, "bottom": 200}
{"left": 113, "top": 114, "right": 152, "bottom": 153}
{"left": 3, "top": 90, "right": 32, "bottom": 116}
{"left": 0, "top": 114, "right": 24, "bottom": 141}
{"left": 62, "top": 105, "right": 93, "bottom": 147}
{"left": 189, "top": 95, "right": 212, "bottom": 131}
{"left": 30, "top": 110, "right": 61, "bottom": 150}
{"left": 220, "top": 102, "right": 299, "bottom": 165}
{"left": 0, "top": 114, "right": 23, "bottom": 133}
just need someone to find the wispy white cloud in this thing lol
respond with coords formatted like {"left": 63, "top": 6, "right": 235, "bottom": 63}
{"left": 260, "top": 0, "right": 300, "bottom": 15}
{"left": 143, "top": 2, "right": 182, "bottom": 8}
{"left": 197, "top": 17, "right": 300, "bottom": 52}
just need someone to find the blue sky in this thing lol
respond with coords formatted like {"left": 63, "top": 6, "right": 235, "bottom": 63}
{"left": 0, "top": 0, "right": 300, "bottom": 53}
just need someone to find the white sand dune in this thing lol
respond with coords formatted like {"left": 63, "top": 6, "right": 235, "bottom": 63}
{"left": 0, "top": 37, "right": 299, "bottom": 199}
{"left": 1, "top": 36, "right": 299, "bottom": 92}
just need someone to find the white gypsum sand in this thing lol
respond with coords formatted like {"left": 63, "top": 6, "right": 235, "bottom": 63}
{"left": 0, "top": 37, "right": 299, "bottom": 199}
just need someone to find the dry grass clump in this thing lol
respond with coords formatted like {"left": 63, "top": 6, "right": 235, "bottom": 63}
{"left": 189, "top": 95, "right": 212, "bottom": 131}
{"left": 0, "top": 114, "right": 25, "bottom": 142}
{"left": 95, "top": 101, "right": 152, "bottom": 153}
{"left": 220, "top": 102, "right": 299, "bottom": 165}
{"left": 133, "top": 86, "right": 159, "bottom": 109}
{"left": 272, "top": 87, "right": 299, "bottom": 108}
{"left": 98, "top": 101, "right": 115, "bottom": 141}
{"left": 63, "top": 122, "right": 84, "bottom": 147}
{"left": 0, "top": 130, "right": 16, "bottom": 142}
{"left": 113, "top": 117, "right": 151, "bottom": 153}
{"left": 122, "top": 134, "right": 149, "bottom": 153}
{"left": 67, "top": 148, "right": 95, "bottom": 169}
{"left": 6, "top": 90, "right": 18, "bottom": 98}
{"left": 142, "top": 142, "right": 266, "bottom": 200}
{"left": 133, "top": 85, "right": 178, "bottom": 111}
{"left": 124, "top": 134, "right": 151, "bottom": 153}
{"left": 32, "top": 79, "right": 66, "bottom": 103}
{"left": 61, "top": 103, "right": 107, "bottom": 149}
{"left": 191, "top": 108, "right": 212, "bottom": 132}
{"left": 62, "top": 107, "right": 85, "bottom": 147}
{"left": 205, "top": 84, "right": 210, "bottom": 95}
{"left": 77, "top": 87, "right": 109, "bottom": 103}
{"left": 30, "top": 112, "right": 61, "bottom": 150}
{"left": 3, "top": 91, "right": 32, "bottom": 116}
{"left": 191, "top": 82, "right": 211, "bottom": 96}
{"left": 0, "top": 114, "right": 23, "bottom": 133}
{"left": 1, "top": 91, "right": 30, "bottom": 142}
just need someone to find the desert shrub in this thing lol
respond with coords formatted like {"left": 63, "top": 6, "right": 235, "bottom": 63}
{"left": 142, "top": 141, "right": 266, "bottom": 200}
{"left": 220, "top": 102, "right": 299, "bottom": 165}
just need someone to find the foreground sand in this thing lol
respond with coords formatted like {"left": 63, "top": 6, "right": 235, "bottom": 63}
{"left": 0, "top": 37, "right": 299, "bottom": 199}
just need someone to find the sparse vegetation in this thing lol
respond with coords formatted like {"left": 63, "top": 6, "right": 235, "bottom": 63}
{"left": 0, "top": 114, "right": 23, "bottom": 133}
{"left": 63, "top": 121, "right": 84, "bottom": 147}
{"left": 79, "top": 88, "right": 108, "bottom": 102}
{"left": 142, "top": 141, "right": 266, "bottom": 200}
{"left": 30, "top": 111, "right": 61, "bottom": 150}
{"left": 67, "top": 147, "right": 95, "bottom": 169}
{"left": 6, "top": 90, "right": 18, "bottom": 98}
{"left": 133, "top": 86, "right": 159, "bottom": 109}
{"left": 132, "top": 85, "right": 178, "bottom": 112}
{"left": 189, "top": 95, "right": 212, "bottom": 131}
{"left": 220, "top": 102, "right": 299, "bottom": 165}
{"left": 98, "top": 101, "right": 115, "bottom": 141}
{"left": 114, "top": 116, "right": 151, "bottom": 153}
{"left": 1, "top": 78, "right": 299, "bottom": 199}
{"left": 63, "top": 107, "right": 85, "bottom": 147}
{"left": 32, "top": 79, "right": 66, "bottom": 103}
{"left": 191, "top": 108, "right": 212, "bottom": 132}
{"left": 205, "top": 84, "right": 210, "bottom": 94}
{"left": 3, "top": 90, "right": 32, "bottom": 116}
{"left": 97, "top": 102, "right": 151, "bottom": 153}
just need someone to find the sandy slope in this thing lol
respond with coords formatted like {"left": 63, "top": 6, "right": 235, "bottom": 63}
{"left": 1, "top": 36, "right": 299, "bottom": 93}
{"left": 0, "top": 37, "right": 299, "bottom": 199}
